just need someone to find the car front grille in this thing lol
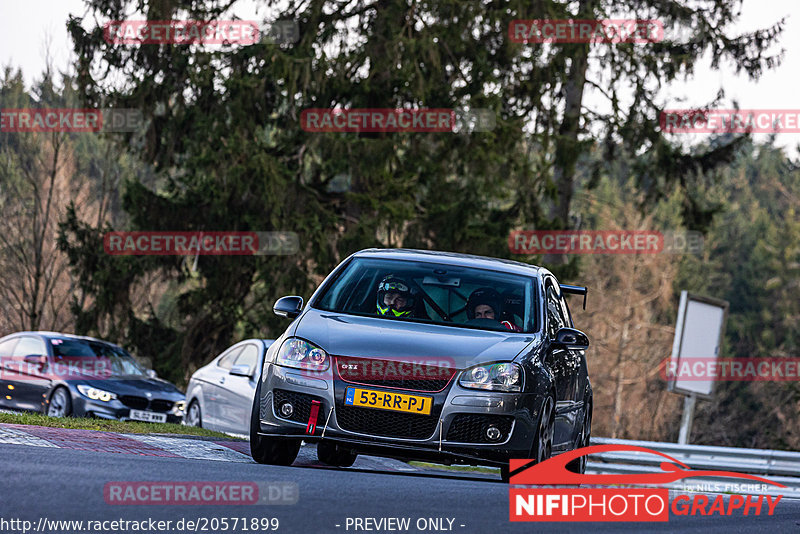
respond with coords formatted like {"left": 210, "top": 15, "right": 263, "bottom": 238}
{"left": 336, "top": 405, "right": 439, "bottom": 440}
{"left": 149, "top": 399, "right": 174, "bottom": 412}
{"left": 335, "top": 356, "right": 456, "bottom": 392}
{"left": 119, "top": 395, "right": 173, "bottom": 413}
{"left": 446, "top": 414, "right": 514, "bottom": 443}
{"left": 119, "top": 395, "right": 148, "bottom": 410}
{"left": 273, "top": 389, "right": 325, "bottom": 425}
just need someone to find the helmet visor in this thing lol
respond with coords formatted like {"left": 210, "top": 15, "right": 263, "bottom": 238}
{"left": 378, "top": 280, "right": 411, "bottom": 293}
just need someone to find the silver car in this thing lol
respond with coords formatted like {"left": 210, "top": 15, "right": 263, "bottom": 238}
{"left": 185, "top": 339, "right": 275, "bottom": 434}
{"left": 251, "top": 249, "right": 592, "bottom": 481}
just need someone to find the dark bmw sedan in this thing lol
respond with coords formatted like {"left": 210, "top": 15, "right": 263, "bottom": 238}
{"left": 0, "top": 332, "right": 185, "bottom": 424}
{"left": 251, "top": 249, "right": 592, "bottom": 480}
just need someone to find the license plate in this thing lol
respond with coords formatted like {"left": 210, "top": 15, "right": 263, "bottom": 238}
{"left": 344, "top": 387, "right": 432, "bottom": 415}
{"left": 129, "top": 409, "right": 167, "bottom": 423}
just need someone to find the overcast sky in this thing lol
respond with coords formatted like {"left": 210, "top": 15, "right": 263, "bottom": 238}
{"left": 2, "top": 0, "right": 798, "bottom": 154}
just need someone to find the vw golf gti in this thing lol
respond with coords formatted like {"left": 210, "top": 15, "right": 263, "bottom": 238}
{"left": 250, "top": 249, "right": 592, "bottom": 480}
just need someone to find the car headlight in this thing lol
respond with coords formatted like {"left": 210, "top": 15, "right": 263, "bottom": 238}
{"left": 275, "top": 338, "right": 329, "bottom": 371}
{"left": 171, "top": 400, "right": 186, "bottom": 415}
{"left": 459, "top": 362, "right": 523, "bottom": 392}
{"left": 76, "top": 385, "right": 118, "bottom": 402}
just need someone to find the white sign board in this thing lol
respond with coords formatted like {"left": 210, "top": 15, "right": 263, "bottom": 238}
{"left": 668, "top": 291, "right": 729, "bottom": 398}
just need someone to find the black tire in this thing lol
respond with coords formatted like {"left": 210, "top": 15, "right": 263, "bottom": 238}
{"left": 500, "top": 463, "right": 511, "bottom": 483}
{"left": 249, "top": 382, "right": 301, "bottom": 465}
{"left": 317, "top": 441, "right": 357, "bottom": 467}
{"left": 501, "top": 395, "right": 555, "bottom": 483}
{"left": 185, "top": 400, "right": 202, "bottom": 427}
{"left": 566, "top": 400, "right": 592, "bottom": 474}
{"left": 47, "top": 387, "right": 72, "bottom": 418}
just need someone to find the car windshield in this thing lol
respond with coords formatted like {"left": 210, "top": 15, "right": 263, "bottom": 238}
{"left": 49, "top": 338, "right": 147, "bottom": 377}
{"left": 313, "top": 257, "right": 537, "bottom": 333}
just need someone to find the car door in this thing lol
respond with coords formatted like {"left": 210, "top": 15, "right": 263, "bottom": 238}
{"left": 216, "top": 343, "right": 260, "bottom": 434}
{"left": 8, "top": 336, "right": 50, "bottom": 411}
{"left": 201, "top": 346, "right": 243, "bottom": 430}
{"left": 0, "top": 338, "right": 20, "bottom": 407}
{"left": 543, "top": 277, "right": 582, "bottom": 447}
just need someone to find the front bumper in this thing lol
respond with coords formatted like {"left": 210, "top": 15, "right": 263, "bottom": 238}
{"left": 71, "top": 395, "right": 184, "bottom": 424}
{"left": 255, "top": 363, "right": 540, "bottom": 467}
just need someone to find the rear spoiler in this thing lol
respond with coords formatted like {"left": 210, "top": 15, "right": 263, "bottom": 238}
{"left": 560, "top": 284, "right": 588, "bottom": 310}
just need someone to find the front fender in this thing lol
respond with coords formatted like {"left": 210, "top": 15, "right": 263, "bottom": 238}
{"left": 185, "top": 380, "right": 206, "bottom": 413}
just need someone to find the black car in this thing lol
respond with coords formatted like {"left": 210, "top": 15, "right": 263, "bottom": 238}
{"left": 251, "top": 249, "right": 592, "bottom": 480}
{"left": 0, "top": 332, "right": 185, "bottom": 424}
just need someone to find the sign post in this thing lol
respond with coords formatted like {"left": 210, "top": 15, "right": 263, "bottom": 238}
{"left": 677, "top": 393, "right": 696, "bottom": 445}
{"left": 668, "top": 291, "right": 729, "bottom": 444}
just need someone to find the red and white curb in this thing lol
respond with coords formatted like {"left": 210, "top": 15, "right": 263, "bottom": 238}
{"left": 0, "top": 423, "right": 59, "bottom": 448}
{"left": 0, "top": 423, "right": 420, "bottom": 472}
{"left": 130, "top": 434, "right": 253, "bottom": 462}
{"left": 0, "top": 423, "right": 246, "bottom": 459}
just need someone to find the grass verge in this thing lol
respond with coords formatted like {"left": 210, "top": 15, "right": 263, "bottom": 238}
{"left": 0, "top": 411, "right": 239, "bottom": 439}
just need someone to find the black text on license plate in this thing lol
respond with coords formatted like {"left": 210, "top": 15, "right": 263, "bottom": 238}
{"left": 344, "top": 388, "right": 432, "bottom": 415}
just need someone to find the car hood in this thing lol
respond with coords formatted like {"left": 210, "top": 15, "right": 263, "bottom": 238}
{"left": 294, "top": 309, "right": 537, "bottom": 369}
{"left": 75, "top": 376, "right": 184, "bottom": 398}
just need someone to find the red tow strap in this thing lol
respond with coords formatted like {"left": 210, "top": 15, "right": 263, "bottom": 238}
{"left": 306, "top": 400, "right": 321, "bottom": 434}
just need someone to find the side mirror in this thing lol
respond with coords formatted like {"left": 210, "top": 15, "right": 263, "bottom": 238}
{"left": 23, "top": 354, "right": 47, "bottom": 367}
{"left": 273, "top": 296, "right": 304, "bottom": 319}
{"left": 552, "top": 328, "right": 590, "bottom": 351}
{"left": 146, "top": 369, "right": 158, "bottom": 378}
{"left": 229, "top": 364, "right": 253, "bottom": 377}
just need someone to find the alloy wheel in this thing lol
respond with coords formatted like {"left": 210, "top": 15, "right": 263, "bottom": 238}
{"left": 576, "top": 407, "right": 591, "bottom": 473}
{"left": 536, "top": 397, "right": 555, "bottom": 463}
{"left": 47, "top": 389, "right": 70, "bottom": 417}
{"left": 185, "top": 401, "right": 201, "bottom": 427}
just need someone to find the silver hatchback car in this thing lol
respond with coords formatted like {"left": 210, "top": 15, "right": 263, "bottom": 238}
{"left": 185, "top": 339, "right": 274, "bottom": 435}
{"left": 251, "top": 249, "right": 592, "bottom": 481}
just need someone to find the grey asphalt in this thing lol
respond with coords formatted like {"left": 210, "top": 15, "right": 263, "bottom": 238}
{"left": 2, "top": 442, "right": 799, "bottom": 534}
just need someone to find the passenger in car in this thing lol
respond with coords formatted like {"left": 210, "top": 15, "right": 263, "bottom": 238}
{"left": 467, "top": 288, "right": 522, "bottom": 332}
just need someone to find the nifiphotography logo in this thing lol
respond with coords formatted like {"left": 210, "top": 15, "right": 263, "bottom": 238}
{"left": 509, "top": 445, "right": 784, "bottom": 522}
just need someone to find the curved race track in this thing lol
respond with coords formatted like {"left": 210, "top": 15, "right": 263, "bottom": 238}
{"left": 0, "top": 426, "right": 798, "bottom": 534}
